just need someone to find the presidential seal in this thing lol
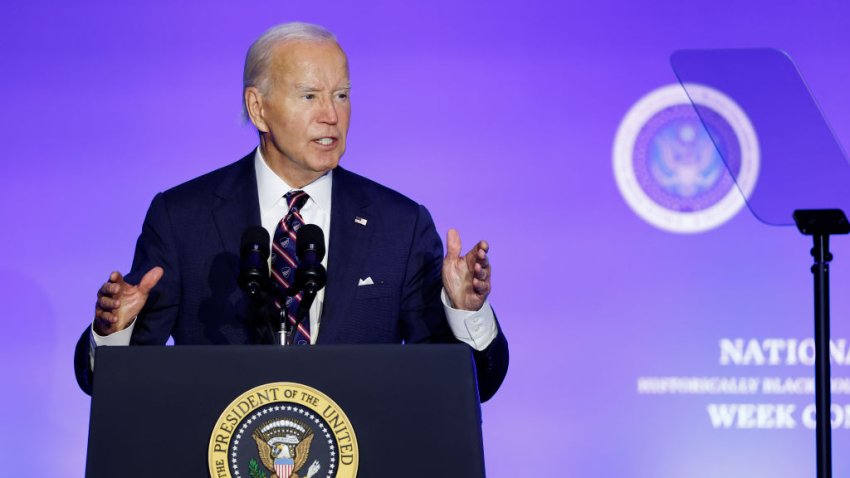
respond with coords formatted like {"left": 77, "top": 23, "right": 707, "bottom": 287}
{"left": 613, "top": 83, "right": 760, "bottom": 233}
{"left": 209, "top": 382, "right": 359, "bottom": 478}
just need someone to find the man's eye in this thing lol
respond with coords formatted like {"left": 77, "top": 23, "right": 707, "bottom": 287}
{"left": 336, "top": 93, "right": 348, "bottom": 100}
{"left": 304, "top": 94, "right": 315, "bottom": 100}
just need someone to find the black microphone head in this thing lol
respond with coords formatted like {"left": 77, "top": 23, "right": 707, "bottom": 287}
{"left": 239, "top": 226, "right": 270, "bottom": 298}
{"left": 241, "top": 226, "right": 270, "bottom": 258}
{"left": 296, "top": 224, "right": 325, "bottom": 262}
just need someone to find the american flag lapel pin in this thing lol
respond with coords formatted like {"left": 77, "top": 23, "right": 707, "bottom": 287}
{"left": 354, "top": 216, "right": 368, "bottom": 226}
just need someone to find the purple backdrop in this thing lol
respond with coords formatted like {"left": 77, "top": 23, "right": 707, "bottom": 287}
{"left": 2, "top": 0, "right": 850, "bottom": 475}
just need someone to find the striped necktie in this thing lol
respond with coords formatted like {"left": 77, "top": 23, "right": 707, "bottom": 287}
{"left": 271, "top": 190, "right": 311, "bottom": 344}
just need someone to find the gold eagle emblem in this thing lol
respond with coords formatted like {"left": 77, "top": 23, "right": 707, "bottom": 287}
{"left": 251, "top": 418, "right": 319, "bottom": 478}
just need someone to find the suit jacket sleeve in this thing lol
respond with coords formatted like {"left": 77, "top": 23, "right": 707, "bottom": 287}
{"left": 399, "top": 205, "right": 508, "bottom": 402}
{"left": 73, "top": 192, "right": 183, "bottom": 394}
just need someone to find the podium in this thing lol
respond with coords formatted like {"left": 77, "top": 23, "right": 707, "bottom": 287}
{"left": 85, "top": 344, "right": 486, "bottom": 478}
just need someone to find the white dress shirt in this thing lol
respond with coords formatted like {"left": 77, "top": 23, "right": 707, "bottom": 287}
{"left": 90, "top": 149, "right": 497, "bottom": 367}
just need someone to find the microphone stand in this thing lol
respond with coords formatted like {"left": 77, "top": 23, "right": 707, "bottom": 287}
{"left": 285, "top": 289, "right": 318, "bottom": 346}
{"left": 278, "top": 286, "right": 300, "bottom": 346}
{"left": 278, "top": 286, "right": 319, "bottom": 346}
{"left": 280, "top": 306, "right": 292, "bottom": 346}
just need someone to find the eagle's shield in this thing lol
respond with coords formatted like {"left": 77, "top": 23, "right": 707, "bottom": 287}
{"left": 274, "top": 457, "right": 294, "bottom": 478}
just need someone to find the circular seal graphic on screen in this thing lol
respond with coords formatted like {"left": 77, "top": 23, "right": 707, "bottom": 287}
{"left": 613, "top": 83, "right": 760, "bottom": 233}
{"left": 209, "top": 382, "right": 359, "bottom": 478}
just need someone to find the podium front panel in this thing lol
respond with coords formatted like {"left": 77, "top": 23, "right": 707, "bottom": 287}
{"left": 86, "top": 344, "right": 485, "bottom": 478}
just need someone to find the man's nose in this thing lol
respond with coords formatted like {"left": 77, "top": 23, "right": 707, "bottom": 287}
{"left": 317, "top": 97, "right": 338, "bottom": 125}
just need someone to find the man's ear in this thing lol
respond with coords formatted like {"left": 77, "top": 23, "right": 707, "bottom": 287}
{"left": 244, "top": 87, "right": 269, "bottom": 133}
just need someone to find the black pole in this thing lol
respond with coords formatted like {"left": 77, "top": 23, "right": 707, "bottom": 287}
{"left": 812, "top": 233, "right": 832, "bottom": 478}
{"left": 793, "top": 210, "right": 848, "bottom": 478}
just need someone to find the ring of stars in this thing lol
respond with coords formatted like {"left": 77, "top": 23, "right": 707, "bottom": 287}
{"left": 229, "top": 403, "right": 338, "bottom": 478}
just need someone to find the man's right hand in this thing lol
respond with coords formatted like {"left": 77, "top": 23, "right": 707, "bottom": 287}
{"left": 94, "top": 267, "right": 163, "bottom": 336}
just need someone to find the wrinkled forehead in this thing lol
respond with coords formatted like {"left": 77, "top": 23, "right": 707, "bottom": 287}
{"left": 267, "top": 40, "right": 350, "bottom": 83}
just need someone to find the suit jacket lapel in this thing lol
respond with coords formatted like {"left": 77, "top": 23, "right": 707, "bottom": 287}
{"left": 210, "top": 152, "right": 270, "bottom": 343}
{"left": 321, "top": 167, "right": 374, "bottom": 342}
{"left": 212, "top": 153, "right": 261, "bottom": 270}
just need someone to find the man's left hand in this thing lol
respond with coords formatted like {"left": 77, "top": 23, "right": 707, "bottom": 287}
{"left": 442, "top": 228, "right": 491, "bottom": 311}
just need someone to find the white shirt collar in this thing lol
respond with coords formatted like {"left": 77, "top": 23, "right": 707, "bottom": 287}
{"left": 254, "top": 147, "right": 333, "bottom": 212}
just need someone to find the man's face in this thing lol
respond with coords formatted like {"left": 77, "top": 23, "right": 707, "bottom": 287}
{"left": 250, "top": 40, "right": 351, "bottom": 185}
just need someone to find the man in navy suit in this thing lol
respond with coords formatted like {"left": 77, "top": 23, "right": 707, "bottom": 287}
{"left": 75, "top": 22, "right": 508, "bottom": 400}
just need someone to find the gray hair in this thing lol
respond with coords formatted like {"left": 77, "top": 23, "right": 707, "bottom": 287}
{"left": 242, "top": 22, "right": 339, "bottom": 117}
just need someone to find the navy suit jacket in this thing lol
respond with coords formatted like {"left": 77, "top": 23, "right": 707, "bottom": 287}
{"left": 75, "top": 153, "right": 508, "bottom": 399}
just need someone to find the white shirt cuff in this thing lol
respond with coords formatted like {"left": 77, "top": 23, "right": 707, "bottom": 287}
{"left": 440, "top": 289, "right": 497, "bottom": 351}
{"left": 89, "top": 318, "right": 136, "bottom": 371}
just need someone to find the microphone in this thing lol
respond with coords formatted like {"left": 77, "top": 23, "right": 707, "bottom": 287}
{"left": 289, "top": 224, "right": 327, "bottom": 343}
{"left": 294, "top": 224, "right": 327, "bottom": 294}
{"left": 238, "top": 226, "right": 270, "bottom": 299}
